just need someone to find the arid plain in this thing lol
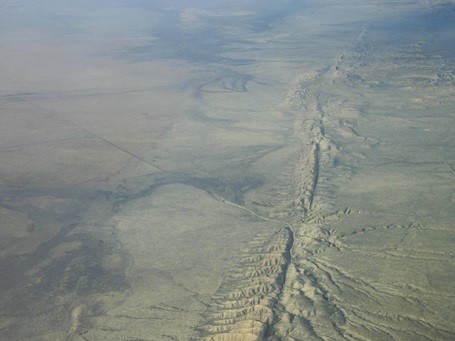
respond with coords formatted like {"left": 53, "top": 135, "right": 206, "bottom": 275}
{"left": 0, "top": 1, "right": 454, "bottom": 340}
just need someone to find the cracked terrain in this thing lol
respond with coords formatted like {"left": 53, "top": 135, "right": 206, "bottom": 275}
{"left": 0, "top": 1, "right": 454, "bottom": 340}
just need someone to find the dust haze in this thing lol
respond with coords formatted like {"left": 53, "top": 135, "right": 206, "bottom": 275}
{"left": 0, "top": 1, "right": 454, "bottom": 340}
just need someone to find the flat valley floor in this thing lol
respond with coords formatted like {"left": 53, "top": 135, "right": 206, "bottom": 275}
{"left": 0, "top": 1, "right": 454, "bottom": 340}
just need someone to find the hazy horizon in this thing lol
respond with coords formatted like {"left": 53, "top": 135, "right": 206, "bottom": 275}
{"left": 0, "top": 1, "right": 454, "bottom": 340}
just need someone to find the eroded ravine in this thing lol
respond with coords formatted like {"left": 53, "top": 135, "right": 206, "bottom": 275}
{"left": 194, "top": 16, "right": 455, "bottom": 339}
{"left": 195, "top": 54, "right": 346, "bottom": 340}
